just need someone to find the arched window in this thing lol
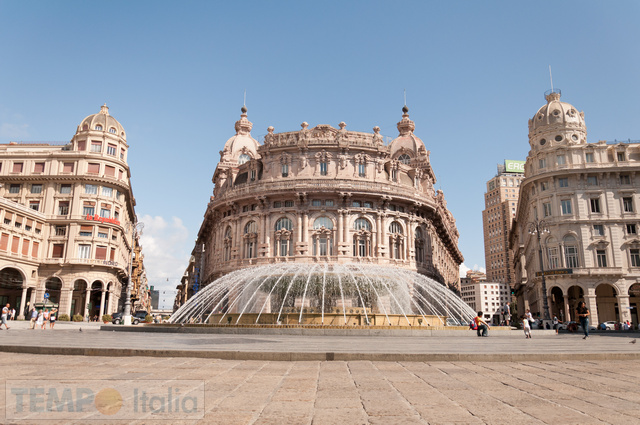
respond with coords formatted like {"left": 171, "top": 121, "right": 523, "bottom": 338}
{"left": 388, "top": 221, "right": 404, "bottom": 259}
{"left": 314, "top": 217, "right": 333, "bottom": 229}
{"left": 546, "top": 236, "right": 559, "bottom": 269}
{"left": 223, "top": 226, "right": 232, "bottom": 261}
{"left": 415, "top": 227, "right": 424, "bottom": 264}
{"left": 238, "top": 154, "right": 251, "bottom": 165}
{"left": 243, "top": 221, "right": 258, "bottom": 258}
{"left": 563, "top": 235, "right": 579, "bottom": 268}
{"left": 274, "top": 218, "right": 293, "bottom": 257}
{"left": 95, "top": 125, "right": 103, "bottom": 131}
{"left": 398, "top": 154, "right": 411, "bottom": 165}
{"left": 354, "top": 218, "right": 371, "bottom": 231}
{"left": 275, "top": 218, "right": 293, "bottom": 231}
{"left": 109, "top": 128, "right": 117, "bottom": 134}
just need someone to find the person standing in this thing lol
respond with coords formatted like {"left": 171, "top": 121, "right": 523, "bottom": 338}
{"left": 522, "top": 315, "right": 531, "bottom": 339}
{"left": 36, "top": 310, "right": 44, "bottom": 329}
{"left": 577, "top": 301, "right": 590, "bottom": 339}
{"left": 503, "top": 302, "right": 511, "bottom": 326}
{"left": 10, "top": 308, "right": 15, "bottom": 321}
{"left": 42, "top": 309, "right": 49, "bottom": 330}
{"left": 49, "top": 309, "right": 57, "bottom": 329}
{"left": 553, "top": 315, "right": 559, "bottom": 334}
{"left": 1, "top": 304, "right": 10, "bottom": 330}
{"left": 474, "top": 312, "right": 490, "bottom": 337}
{"left": 29, "top": 307, "right": 37, "bottom": 329}
{"left": 526, "top": 309, "right": 534, "bottom": 329}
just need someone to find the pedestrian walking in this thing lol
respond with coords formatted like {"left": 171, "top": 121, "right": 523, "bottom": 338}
{"left": 503, "top": 302, "right": 511, "bottom": 326}
{"left": 36, "top": 310, "right": 44, "bottom": 329}
{"left": 577, "top": 301, "right": 590, "bottom": 339}
{"left": 1, "top": 304, "right": 10, "bottom": 330}
{"left": 42, "top": 309, "right": 50, "bottom": 330}
{"left": 522, "top": 315, "right": 531, "bottom": 338}
{"left": 49, "top": 309, "right": 57, "bottom": 329}
{"left": 526, "top": 309, "right": 534, "bottom": 329}
{"left": 29, "top": 307, "right": 37, "bottom": 329}
{"left": 474, "top": 312, "right": 490, "bottom": 337}
{"left": 10, "top": 308, "right": 15, "bottom": 320}
{"left": 553, "top": 315, "right": 559, "bottom": 334}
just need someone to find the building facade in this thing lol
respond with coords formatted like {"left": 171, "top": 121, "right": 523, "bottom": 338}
{"left": 0, "top": 105, "right": 144, "bottom": 319}
{"left": 460, "top": 271, "right": 510, "bottom": 324}
{"left": 482, "top": 161, "right": 524, "bottom": 285}
{"left": 176, "top": 106, "right": 463, "bottom": 308}
{"left": 510, "top": 90, "right": 640, "bottom": 325}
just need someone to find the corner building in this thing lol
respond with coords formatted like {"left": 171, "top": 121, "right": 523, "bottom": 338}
{"left": 510, "top": 90, "right": 640, "bottom": 325}
{"left": 187, "top": 106, "right": 463, "bottom": 301}
{"left": 0, "top": 105, "right": 142, "bottom": 319}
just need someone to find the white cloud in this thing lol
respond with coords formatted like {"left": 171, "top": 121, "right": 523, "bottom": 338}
{"left": 139, "top": 215, "right": 192, "bottom": 307}
{"left": 459, "top": 263, "right": 486, "bottom": 278}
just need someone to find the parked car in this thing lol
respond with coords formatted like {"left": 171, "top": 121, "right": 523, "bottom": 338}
{"left": 111, "top": 311, "right": 148, "bottom": 325}
{"left": 559, "top": 321, "right": 597, "bottom": 332}
{"left": 600, "top": 321, "right": 616, "bottom": 330}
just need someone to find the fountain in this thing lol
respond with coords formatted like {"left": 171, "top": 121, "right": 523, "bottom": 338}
{"left": 170, "top": 264, "right": 476, "bottom": 327}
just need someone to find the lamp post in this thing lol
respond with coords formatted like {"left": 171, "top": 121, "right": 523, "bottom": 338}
{"left": 123, "top": 220, "right": 144, "bottom": 326}
{"left": 528, "top": 219, "right": 550, "bottom": 321}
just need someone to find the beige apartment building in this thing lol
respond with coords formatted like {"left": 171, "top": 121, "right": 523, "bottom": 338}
{"left": 176, "top": 106, "right": 464, "bottom": 308}
{"left": 510, "top": 90, "right": 640, "bottom": 325}
{"left": 460, "top": 271, "right": 510, "bottom": 324}
{"left": 482, "top": 161, "right": 524, "bottom": 285}
{"left": 0, "top": 105, "right": 148, "bottom": 319}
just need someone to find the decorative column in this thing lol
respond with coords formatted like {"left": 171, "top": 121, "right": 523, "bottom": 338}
{"left": 563, "top": 295, "right": 571, "bottom": 322}
{"left": 338, "top": 212, "right": 344, "bottom": 243}
{"left": 303, "top": 212, "right": 308, "bottom": 243}
{"left": 297, "top": 213, "right": 302, "bottom": 243}
{"left": 376, "top": 214, "right": 382, "bottom": 256}
{"left": 617, "top": 294, "right": 631, "bottom": 323}
{"left": 585, "top": 293, "right": 598, "bottom": 325}
{"left": 18, "top": 286, "right": 28, "bottom": 320}
{"left": 99, "top": 290, "right": 106, "bottom": 317}
{"left": 381, "top": 215, "right": 387, "bottom": 257}
{"left": 84, "top": 289, "right": 91, "bottom": 321}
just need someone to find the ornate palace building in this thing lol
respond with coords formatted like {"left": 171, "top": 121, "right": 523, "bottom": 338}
{"left": 510, "top": 90, "right": 640, "bottom": 325}
{"left": 0, "top": 105, "right": 147, "bottom": 319}
{"left": 176, "top": 106, "right": 463, "bottom": 307}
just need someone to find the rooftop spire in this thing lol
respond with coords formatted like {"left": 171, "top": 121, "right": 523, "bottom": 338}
{"left": 100, "top": 104, "right": 109, "bottom": 115}
{"left": 397, "top": 105, "right": 415, "bottom": 135}
{"left": 235, "top": 105, "right": 252, "bottom": 135}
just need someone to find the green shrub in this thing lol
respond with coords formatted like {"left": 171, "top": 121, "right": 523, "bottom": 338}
{"left": 58, "top": 314, "right": 70, "bottom": 322}
{"left": 72, "top": 314, "right": 84, "bottom": 322}
{"left": 144, "top": 314, "right": 153, "bottom": 323}
{"left": 102, "top": 314, "right": 112, "bottom": 323}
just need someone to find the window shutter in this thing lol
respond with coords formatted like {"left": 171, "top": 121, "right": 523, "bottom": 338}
{"left": 21, "top": 239, "right": 30, "bottom": 256}
{"left": 34, "top": 162, "right": 45, "bottom": 173}
{"left": 52, "top": 243, "right": 64, "bottom": 258}
{"left": 31, "top": 242, "right": 39, "bottom": 258}
{"left": 0, "top": 233, "right": 9, "bottom": 251}
{"left": 77, "top": 140, "right": 86, "bottom": 151}
{"left": 88, "top": 163, "right": 100, "bottom": 174}
{"left": 11, "top": 236, "right": 20, "bottom": 253}
{"left": 12, "top": 162, "right": 23, "bottom": 173}
{"left": 80, "top": 225, "right": 93, "bottom": 233}
{"left": 63, "top": 163, "right": 74, "bottom": 173}
{"left": 105, "top": 165, "right": 115, "bottom": 176}
{"left": 95, "top": 246, "right": 107, "bottom": 260}
{"left": 110, "top": 247, "right": 116, "bottom": 261}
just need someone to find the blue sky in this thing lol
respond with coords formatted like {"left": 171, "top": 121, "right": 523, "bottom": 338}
{"left": 1, "top": 1, "right": 638, "bottom": 307}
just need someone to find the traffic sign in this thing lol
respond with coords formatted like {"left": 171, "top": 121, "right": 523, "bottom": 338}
{"left": 44, "top": 293, "right": 50, "bottom": 299}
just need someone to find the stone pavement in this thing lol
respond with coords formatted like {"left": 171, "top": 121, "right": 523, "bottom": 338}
{"left": 0, "top": 321, "right": 638, "bottom": 361}
{"left": 1, "top": 352, "right": 640, "bottom": 424}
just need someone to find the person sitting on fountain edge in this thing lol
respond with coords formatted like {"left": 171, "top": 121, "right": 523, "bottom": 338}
{"left": 474, "top": 312, "right": 490, "bottom": 337}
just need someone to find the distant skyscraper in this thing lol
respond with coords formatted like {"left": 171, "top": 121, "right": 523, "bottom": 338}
{"left": 482, "top": 160, "right": 524, "bottom": 286}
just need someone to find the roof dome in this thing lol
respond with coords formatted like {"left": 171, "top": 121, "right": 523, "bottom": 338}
{"left": 78, "top": 104, "right": 126, "bottom": 140}
{"left": 528, "top": 90, "right": 587, "bottom": 150}
{"left": 389, "top": 105, "right": 427, "bottom": 159}
{"left": 220, "top": 106, "right": 260, "bottom": 164}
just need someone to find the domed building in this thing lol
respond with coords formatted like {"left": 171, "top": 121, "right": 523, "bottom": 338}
{"left": 175, "top": 106, "right": 465, "bottom": 322}
{"left": 510, "top": 90, "right": 640, "bottom": 326}
{"left": 0, "top": 105, "right": 149, "bottom": 319}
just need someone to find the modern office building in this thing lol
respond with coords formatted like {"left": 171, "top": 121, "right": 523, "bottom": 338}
{"left": 460, "top": 271, "right": 510, "bottom": 324}
{"left": 482, "top": 161, "right": 524, "bottom": 285}
{"left": 175, "top": 105, "right": 464, "bottom": 309}
{"left": 510, "top": 90, "right": 640, "bottom": 325}
{"left": 0, "top": 105, "right": 147, "bottom": 319}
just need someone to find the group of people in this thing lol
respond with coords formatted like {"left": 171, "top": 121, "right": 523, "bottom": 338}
{"left": 28, "top": 307, "right": 57, "bottom": 329}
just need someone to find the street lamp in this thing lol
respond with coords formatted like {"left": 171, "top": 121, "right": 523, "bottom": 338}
{"left": 528, "top": 219, "right": 550, "bottom": 321}
{"left": 123, "top": 220, "right": 144, "bottom": 326}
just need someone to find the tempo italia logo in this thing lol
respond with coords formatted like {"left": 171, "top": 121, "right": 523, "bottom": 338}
{"left": 6, "top": 380, "right": 204, "bottom": 420}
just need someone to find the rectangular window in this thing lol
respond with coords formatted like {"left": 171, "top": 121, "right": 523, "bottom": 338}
{"left": 10, "top": 236, "right": 19, "bottom": 253}
{"left": 55, "top": 225, "right": 66, "bottom": 236}
{"left": 284, "top": 201, "right": 294, "bottom": 207}
{"left": 77, "top": 244, "right": 91, "bottom": 259}
{"left": 561, "top": 199, "right": 572, "bottom": 215}
{"left": 597, "top": 249, "right": 607, "bottom": 267}
{"left": 556, "top": 155, "right": 566, "bottom": 165}
{"left": 63, "top": 162, "right": 74, "bottom": 173}
{"left": 102, "top": 187, "right": 113, "bottom": 197}
{"left": 120, "top": 149, "right": 125, "bottom": 160}
{"left": 79, "top": 225, "right": 93, "bottom": 237}
{"left": 118, "top": 169, "right": 123, "bottom": 180}
{"left": 358, "top": 163, "right": 365, "bottom": 177}
{"left": 250, "top": 169, "right": 256, "bottom": 181}
{"left": 538, "top": 158, "right": 546, "bottom": 169}
{"left": 12, "top": 162, "right": 23, "bottom": 173}
{"left": 107, "top": 144, "right": 117, "bottom": 156}
{"left": 620, "top": 174, "right": 631, "bottom": 185}
{"left": 617, "top": 152, "right": 626, "bottom": 162}
{"left": 82, "top": 205, "right": 95, "bottom": 216}
{"left": 325, "top": 200, "right": 334, "bottom": 207}
{"left": 29, "top": 201, "right": 39, "bottom": 211}
{"left": 60, "top": 184, "right": 72, "bottom": 194}
{"left": 98, "top": 228, "right": 109, "bottom": 238}
{"left": 548, "top": 247, "right": 560, "bottom": 269}
{"left": 34, "top": 162, "right": 45, "bottom": 173}
{"left": 587, "top": 176, "right": 598, "bottom": 186}
{"left": 281, "top": 164, "right": 288, "bottom": 177}
{"left": 30, "top": 184, "right": 42, "bottom": 194}
{"left": 31, "top": 241, "right": 39, "bottom": 258}
{"left": 540, "top": 182, "right": 548, "bottom": 191}
{"left": 110, "top": 247, "right": 116, "bottom": 261}
{"left": 543, "top": 202, "right": 552, "bottom": 217}
{"left": 52, "top": 243, "right": 64, "bottom": 258}
{"left": 9, "top": 184, "right": 20, "bottom": 194}
{"left": 21, "top": 239, "right": 29, "bottom": 256}
{"left": 627, "top": 224, "right": 637, "bottom": 234}
{"left": 273, "top": 201, "right": 282, "bottom": 208}
{"left": 87, "top": 163, "right": 100, "bottom": 174}
{"left": 312, "top": 200, "right": 322, "bottom": 207}
{"left": 85, "top": 184, "right": 98, "bottom": 194}
{"left": 320, "top": 162, "right": 328, "bottom": 176}
{"left": 91, "top": 141, "right": 102, "bottom": 153}
{"left": 352, "top": 201, "right": 361, "bottom": 208}
{"left": 590, "top": 198, "right": 601, "bottom": 213}
{"left": 77, "top": 140, "right": 86, "bottom": 151}
{"left": 0, "top": 233, "right": 8, "bottom": 251}
{"left": 105, "top": 165, "right": 115, "bottom": 177}
{"left": 585, "top": 152, "right": 594, "bottom": 163}
{"left": 95, "top": 246, "right": 107, "bottom": 260}
{"left": 631, "top": 249, "right": 640, "bottom": 267}
{"left": 623, "top": 197, "right": 634, "bottom": 213}
{"left": 558, "top": 178, "right": 568, "bottom": 188}
{"left": 100, "top": 208, "right": 110, "bottom": 218}
{"left": 593, "top": 224, "right": 604, "bottom": 236}
{"left": 363, "top": 202, "right": 372, "bottom": 208}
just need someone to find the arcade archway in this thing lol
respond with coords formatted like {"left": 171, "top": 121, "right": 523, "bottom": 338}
{"left": 567, "top": 285, "right": 584, "bottom": 322}
{"left": 0, "top": 268, "right": 24, "bottom": 313}
{"left": 595, "top": 283, "right": 619, "bottom": 323}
